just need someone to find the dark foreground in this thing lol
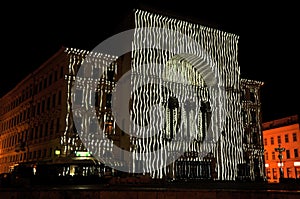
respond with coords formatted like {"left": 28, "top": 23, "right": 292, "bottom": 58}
{"left": 1, "top": 181, "right": 300, "bottom": 199}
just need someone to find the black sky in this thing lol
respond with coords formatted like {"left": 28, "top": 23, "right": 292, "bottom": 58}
{"left": 1, "top": 1, "right": 299, "bottom": 122}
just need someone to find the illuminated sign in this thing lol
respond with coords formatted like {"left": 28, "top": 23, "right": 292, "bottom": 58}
{"left": 294, "top": 162, "right": 300, "bottom": 167}
{"left": 75, "top": 151, "right": 91, "bottom": 157}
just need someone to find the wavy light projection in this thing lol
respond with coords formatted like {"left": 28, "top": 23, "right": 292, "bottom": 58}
{"left": 64, "top": 48, "right": 118, "bottom": 161}
{"left": 65, "top": 9, "right": 245, "bottom": 181}
{"left": 131, "top": 9, "right": 243, "bottom": 180}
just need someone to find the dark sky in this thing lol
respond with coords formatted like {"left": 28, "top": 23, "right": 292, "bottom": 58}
{"left": 1, "top": 1, "right": 298, "bottom": 122}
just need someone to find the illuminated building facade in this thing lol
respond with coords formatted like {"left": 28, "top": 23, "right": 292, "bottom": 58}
{"left": 239, "top": 79, "right": 265, "bottom": 181}
{"left": 263, "top": 115, "right": 300, "bottom": 183}
{"left": 0, "top": 9, "right": 265, "bottom": 181}
{"left": 0, "top": 48, "right": 102, "bottom": 176}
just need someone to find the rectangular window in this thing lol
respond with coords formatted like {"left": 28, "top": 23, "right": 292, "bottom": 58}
{"left": 60, "top": 66, "right": 64, "bottom": 78}
{"left": 52, "top": 93, "right": 56, "bottom": 108}
{"left": 42, "top": 100, "right": 45, "bottom": 113}
{"left": 37, "top": 102, "right": 40, "bottom": 115}
{"left": 249, "top": 90, "right": 255, "bottom": 103}
{"left": 294, "top": 149, "right": 299, "bottom": 158}
{"left": 277, "top": 136, "right": 281, "bottom": 144}
{"left": 286, "top": 150, "right": 290, "bottom": 159}
{"left": 58, "top": 91, "right": 62, "bottom": 105}
{"left": 44, "top": 122, "right": 48, "bottom": 137}
{"left": 296, "top": 168, "right": 300, "bottom": 179}
{"left": 272, "top": 152, "right": 275, "bottom": 160}
{"left": 271, "top": 137, "right": 274, "bottom": 145}
{"left": 272, "top": 168, "right": 277, "bottom": 179}
{"left": 54, "top": 70, "right": 58, "bottom": 81}
{"left": 39, "top": 81, "right": 42, "bottom": 92}
{"left": 287, "top": 168, "right": 292, "bottom": 178}
{"left": 49, "top": 147, "right": 52, "bottom": 157}
{"left": 285, "top": 134, "right": 289, "bottom": 143}
{"left": 44, "top": 78, "right": 47, "bottom": 89}
{"left": 265, "top": 152, "right": 268, "bottom": 160}
{"left": 43, "top": 149, "right": 47, "bottom": 158}
{"left": 48, "top": 73, "right": 53, "bottom": 86}
{"left": 35, "top": 126, "right": 38, "bottom": 139}
{"left": 293, "top": 133, "right": 297, "bottom": 142}
{"left": 47, "top": 97, "right": 51, "bottom": 110}
{"left": 50, "top": 120, "right": 54, "bottom": 135}
{"left": 39, "top": 124, "right": 43, "bottom": 138}
{"left": 250, "top": 111, "right": 256, "bottom": 123}
{"left": 56, "top": 118, "right": 60, "bottom": 134}
{"left": 38, "top": 150, "right": 41, "bottom": 158}
{"left": 266, "top": 168, "right": 271, "bottom": 179}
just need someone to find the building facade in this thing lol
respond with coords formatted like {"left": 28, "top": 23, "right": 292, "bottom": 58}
{"left": 0, "top": 9, "right": 265, "bottom": 181}
{"left": 263, "top": 115, "right": 300, "bottom": 183}
{"left": 239, "top": 79, "right": 265, "bottom": 181}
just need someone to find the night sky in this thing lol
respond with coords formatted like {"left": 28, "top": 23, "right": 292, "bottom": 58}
{"left": 1, "top": 1, "right": 298, "bottom": 122}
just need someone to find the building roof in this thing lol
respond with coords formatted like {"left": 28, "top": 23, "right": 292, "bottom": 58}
{"left": 262, "top": 115, "right": 299, "bottom": 130}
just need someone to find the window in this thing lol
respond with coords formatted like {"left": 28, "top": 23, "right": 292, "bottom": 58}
{"left": 252, "top": 132, "right": 258, "bottom": 144}
{"left": 38, "top": 150, "right": 41, "bottom": 158}
{"left": 271, "top": 137, "right": 274, "bottom": 145}
{"left": 287, "top": 168, "right": 292, "bottom": 178}
{"left": 250, "top": 111, "right": 256, "bottom": 123}
{"left": 272, "top": 168, "right": 277, "bottom": 179}
{"left": 58, "top": 91, "right": 62, "bottom": 105}
{"left": 293, "top": 133, "right": 297, "bottom": 142}
{"left": 43, "top": 149, "right": 47, "bottom": 158}
{"left": 272, "top": 152, "right": 275, "bottom": 160}
{"left": 266, "top": 168, "right": 271, "bottom": 179}
{"left": 39, "top": 81, "right": 42, "bottom": 92}
{"left": 52, "top": 93, "right": 56, "bottom": 108}
{"left": 285, "top": 134, "right": 289, "bottom": 143}
{"left": 39, "top": 124, "right": 43, "bottom": 138}
{"left": 41, "top": 100, "right": 45, "bottom": 113}
{"left": 37, "top": 102, "right": 40, "bottom": 115}
{"left": 60, "top": 66, "right": 64, "bottom": 78}
{"left": 277, "top": 136, "right": 281, "bottom": 144}
{"left": 48, "top": 73, "right": 53, "bottom": 86}
{"left": 44, "top": 122, "right": 48, "bottom": 137}
{"left": 56, "top": 118, "right": 60, "bottom": 134}
{"left": 286, "top": 150, "right": 290, "bottom": 159}
{"left": 50, "top": 120, "right": 54, "bottom": 135}
{"left": 106, "top": 93, "right": 112, "bottom": 108}
{"left": 44, "top": 78, "right": 47, "bottom": 89}
{"left": 294, "top": 149, "right": 299, "bottom": 158}
{"left": 54, "top": 70, "right": 58, "bottom": 81}
{"left": 265, "top": 152, "right": 268, "bottom": 160}
{"left": 47, "top": 97, "right": 51, "bottom": 110}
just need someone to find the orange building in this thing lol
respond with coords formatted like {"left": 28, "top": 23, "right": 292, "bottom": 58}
{"left": 262, "top": 115, "right": 300, "bottom": 183}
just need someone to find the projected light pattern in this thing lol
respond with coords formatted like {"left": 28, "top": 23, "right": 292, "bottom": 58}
{"left": 64, "top": 48, "right": 118, "bottom": 162}
{"left": 66, "top": 10, "right": 263, "bottom": 181}
{"left": 131, "top": 9, "right": 243, "bottom": 180}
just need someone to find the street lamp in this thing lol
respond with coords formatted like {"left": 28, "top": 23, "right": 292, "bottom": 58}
{"left": 275, "top": 144, "right": 285, "bottom": 181}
